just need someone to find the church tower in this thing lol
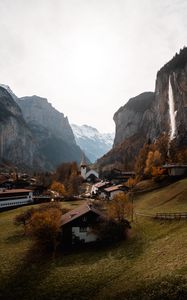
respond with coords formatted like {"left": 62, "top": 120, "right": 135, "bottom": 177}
{"left": 80, "top": 152, "right": 87, "bottom": 179}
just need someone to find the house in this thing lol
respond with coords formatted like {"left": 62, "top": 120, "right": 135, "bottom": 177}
{"left": 103, "top": 184, "right": 129, "bottom": 200}
{"left": 105, "top": 168, "right": 135, "bottom": 184}
{"left": 61, "top": 203, "right": 103, "bottom": 245}
{"left": 91, "top": 181, "right": 110, "bottom": 195}
{"left": 80, "top": 160, "right": 99, "bottom": 182}
{"left": 162, "top": 164, "right": 187, "bottom": 176}
{"left": 0, "top": 188, "right": 33, "bottom": 209}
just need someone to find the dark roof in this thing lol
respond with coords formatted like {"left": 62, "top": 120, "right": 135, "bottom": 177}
{"left": 94, "top": 181, "right": 110, "bottom": 188}
{"left": 104, "top": 184, "right": 125, "bottom": 193}
{"left": 162, "top": 164, "right": 187, "bottom": 169}
{"left": 60, "top": 203, "right": 103, "bottom": 226}
{"left": 0, "top": 188, "right": 32, "bottom": 195}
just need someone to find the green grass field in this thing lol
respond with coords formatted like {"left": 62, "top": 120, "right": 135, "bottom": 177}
{"left": 1, "top": 179, "right": 187, "bottom": 299}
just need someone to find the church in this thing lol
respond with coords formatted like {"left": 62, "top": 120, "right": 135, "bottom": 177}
{"left": 80, "top": 157, "right": 99, "bottom": 182}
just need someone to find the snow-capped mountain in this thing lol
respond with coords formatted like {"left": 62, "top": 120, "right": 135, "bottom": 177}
{"left": 71, "top": 124, "right": 114, "bottom": 163}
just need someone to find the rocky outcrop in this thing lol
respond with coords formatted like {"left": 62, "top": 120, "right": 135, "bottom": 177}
{"left": 0, "top": 86, "right": 43, "bottom": 170}
{"left": 113, "top": 92, "right": 156, "bottom": 146}
{"left": 17, "top": 96, "right": 83, "bottom": 169}
{"left": 18, "top": 96, "right": 76, "bottom": 145}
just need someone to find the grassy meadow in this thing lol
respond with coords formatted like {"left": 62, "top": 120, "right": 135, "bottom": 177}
{"left": 0, "top": 179, "right": 187, "bottom": 299}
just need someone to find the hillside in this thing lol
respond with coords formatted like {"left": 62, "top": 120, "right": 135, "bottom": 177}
{"left": 1, "top": 179, "right": 187, "bottom": 299}
{"left": 135, "top": 178, "right": 187, "bottom": 214}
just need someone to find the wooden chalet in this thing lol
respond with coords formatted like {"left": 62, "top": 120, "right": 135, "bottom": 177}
{"left": 61, "top": 203, "right": 103, "bottom": 245}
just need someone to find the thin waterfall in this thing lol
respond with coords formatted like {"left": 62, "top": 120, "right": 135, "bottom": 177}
{"left": 168, "top": 75, "right": 176, "bottom": 140}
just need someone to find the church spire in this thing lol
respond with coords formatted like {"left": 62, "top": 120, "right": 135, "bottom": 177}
{"left": 80, "top": 151, "right": 87, "bottom": 167}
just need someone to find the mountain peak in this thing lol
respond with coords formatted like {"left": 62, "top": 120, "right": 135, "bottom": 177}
{"left": 71, "top": 124, "right": 114, "bottom": 163}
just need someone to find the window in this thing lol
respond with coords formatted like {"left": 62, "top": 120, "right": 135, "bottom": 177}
{"left": 79, "top": 227, "right": 87, "bottom": 232}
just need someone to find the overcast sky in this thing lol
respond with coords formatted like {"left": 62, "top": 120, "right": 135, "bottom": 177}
{"left": 0, "top": 0, "right": 187, "bottom": 132}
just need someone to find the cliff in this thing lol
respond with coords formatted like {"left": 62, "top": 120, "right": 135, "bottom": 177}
{"left": 0, "top": 87, "right": 83, "bottom": 171}
{"left": 18, "top": 96, "right": 76, "bottom": 145}
{"left": 98, "top": 48, "right": 187, "bottom": 171}
{"left": 154, "top": 48, "right": 187, "bottom": 146}
{"left": 0, "top": 86, "right": 43, "bottom": 170}
{"left": 113, "top": 92, "right": 156, "bottom": 146}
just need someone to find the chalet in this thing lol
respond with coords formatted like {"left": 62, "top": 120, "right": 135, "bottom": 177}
{"left": 61, "top": 203, "right": 103, "bottom": 245}
{"left": 162, "top": 164, "right": 187, "bottom": 176}
{"left": 0, "top": 189, "right": 33, "bottom": 209}
{"left": 105, "top": 168, "right": 135, "bottom": 184}
{"left": 102, "top": 184, "right": 129, "bottom": 200}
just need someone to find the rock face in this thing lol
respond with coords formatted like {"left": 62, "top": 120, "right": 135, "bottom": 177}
{"left": 17, "top": 96, "right": 83, "bottom": 169}
{"left": 0, "top": 86, "right": 43, "bottom": 170}
{"left": 154, "top": 49, "right": 187, "bottom": 146}
{"left": 71, "top": 124, "right": 114, "bottom": 163}
{"left": 98, "top": 48, "right": 187, "bottom": 171}
{"left": 18, "top": 96, "right": 76, "bottom": 146}
{"left": 113, "top": 92, "right": 156, "bottom": 146}
{"left": 0, "top": 87, "right": 83, "bottom": 171}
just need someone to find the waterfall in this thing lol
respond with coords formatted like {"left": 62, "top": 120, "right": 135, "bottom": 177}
{"left": 168, "top": 75, "right": 176, "bottom": 140}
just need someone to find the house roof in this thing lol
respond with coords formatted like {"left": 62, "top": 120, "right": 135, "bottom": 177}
{"left": 0, "top": 188, "right": 32, "bottom": 195}
{"left": 162, "top": 164, "right": 187, "bottom": 169}
{"left": 60, "top": 203, "right": 103, "bottom": 226}
{"left": 94, "top": 181, "right": 110, "bottom": 188}
{"left": 104, "top": 184, "right": 125, "bottom": 193}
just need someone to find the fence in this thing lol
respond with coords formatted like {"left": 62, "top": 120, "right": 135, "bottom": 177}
{"left": 154, "top": 212, "right": 187, "bottom": 220}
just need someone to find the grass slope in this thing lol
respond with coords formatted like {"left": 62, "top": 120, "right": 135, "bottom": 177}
{"left": 135, "top": 178, "right": 187, "bottom": 213}
{"left": 0, "top": 180, "right": 187, "bottom": 299}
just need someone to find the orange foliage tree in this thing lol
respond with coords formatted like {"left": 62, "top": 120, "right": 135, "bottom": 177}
{"left": 28, "top": 207, "right": 62, "bottom": 257}
{"left": 107, "top": 193, "right": 132, "bottom": 222}
{"left": 50, "top": 181, "right": 66, "bottom": 196}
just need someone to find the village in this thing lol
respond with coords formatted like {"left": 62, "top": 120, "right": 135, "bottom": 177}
{"left": 1, "top": 159, "right": 187, "bottom": 249}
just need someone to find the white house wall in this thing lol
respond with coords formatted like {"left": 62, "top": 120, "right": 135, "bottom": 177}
{"left": 72, "top": 226, "right": 98, "bottom": 243}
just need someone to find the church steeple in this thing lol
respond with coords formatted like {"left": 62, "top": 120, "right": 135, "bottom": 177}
{"left": 80, "top": 151, "right": 87, "bottom": 179}
{"left": 80, "top": 151, "right": 87, "bottom": 168}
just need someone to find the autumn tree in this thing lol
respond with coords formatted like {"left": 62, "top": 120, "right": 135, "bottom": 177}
{"left": 28, "top": 206, "right": 62, "bottom": 257}
{"left": 14, "top": 208, "right": 35, "bottom": 235}
{"left": 53, "top": 161, "right": 83, "bottom": 198}
{"left": 50, "top": 181, "right": 66, "bottom": 196}
{"left": 93, "top": 193, "right": 131, "bottom": 243}
{"left": 135, "top": 143, "right": 150, "bottom": 180}
{"left": 107, "top": 193, "right": 132, "bottom": 222}
{"left": 126, "top": 177, "right": 137, "bottom": 221}
{"left": 144, "top": 150, "right": 164, "bottom": 177}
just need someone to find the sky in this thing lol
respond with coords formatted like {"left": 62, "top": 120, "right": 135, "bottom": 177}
{"left": 0, "top": 0, "right": 187, "bottom": 133}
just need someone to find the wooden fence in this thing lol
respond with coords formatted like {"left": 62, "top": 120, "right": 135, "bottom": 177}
{"left": 154, "top": 212, "right": 187, "bottom": 220}
{"left": 135, "top": 211, "right": 187, "bottom": 220}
